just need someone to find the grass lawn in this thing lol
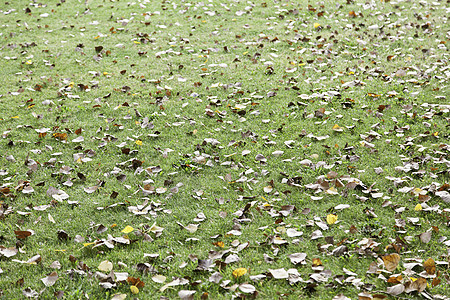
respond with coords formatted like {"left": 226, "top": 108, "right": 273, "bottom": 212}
{"left": 0, "top": 0, "right": 449, "bottom": 299}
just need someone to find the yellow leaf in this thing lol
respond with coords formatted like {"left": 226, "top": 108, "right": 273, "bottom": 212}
{"left": 314, "top": 23, "right": 321, "bottom": 28}
{"left": 312, "top": 257, "right": 323, "bottom": 266}
{"left": 82, "top": 242, "right": 95, "bottom": 248}
{"left": 332, "top": 124, "right": 344, "bottom": 132}
{"left": 415, "top": 204, "right": 422, "bottom": 211}
{"left": 130, "top": 285, "right": 139, "bottom": 294}
{"left": 11, "top": 116, "right": 19, "bottom": 119}
{"left": 103, "top": 72, "right": 108, "bottom": 76}
{"left": 25, "top": 60, "right": 32, "bottom": 65}
{"left": 232, "top": 268, "right": 247, "bottom": 278}
{"left": 215, "top": 241, "right": 225, "bottom": 248}
{"left": 135, "top": 140, "right": 143, "bottom": 146}
{"left": 121, "top": 225, "right": 134, "bottom": 234}
{"left": 326, "top": 214, "right": 338, "bottom": 225}
{"left": 413, "top": 188, "right": 423, "bottom": 194}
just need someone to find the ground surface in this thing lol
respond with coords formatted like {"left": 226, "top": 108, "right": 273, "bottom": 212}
{"left": 0, "top": 0, "right": 449, "bottom": 299}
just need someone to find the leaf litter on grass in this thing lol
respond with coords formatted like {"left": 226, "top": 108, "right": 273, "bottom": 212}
{"left": 0, "top": 0, "right": 449, "bottom": 299}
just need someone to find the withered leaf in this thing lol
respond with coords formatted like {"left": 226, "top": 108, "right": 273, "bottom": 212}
{"left": 386, "top": 284, "right": 405, "bottom": 296}
{"left": 23, "top": 288, "right": 38, "bottom": 298}
{"left": 14, "top": 230, "right": 33, "bottom": 240}
{"left": 127, "top": 276, "right": 145, "bottom": 288}
{"left": 288, "top": 253, "right": 307, "bottom": 265}
{"left": 0, "top": 246, "right": 18, "bottom": 258}
{"left": 41, "top": 272, "right": 58, "bottom": 287}
{"left": 382, "top": 253, "right": 400, "bottom": 272}
{"left": 423, "top": 258, "right": 436, "bottom": 275}
{"left": 239, "top": 283, "right": 256, "bottom": 294}
{"left": 419, "top": 231, "right": 432, "bottom": 243}
{"left": 269, "top": 268, "right": 289, "bottom": 279}
{"left": 178, "top": 290, "right": 196, "bottom": 300}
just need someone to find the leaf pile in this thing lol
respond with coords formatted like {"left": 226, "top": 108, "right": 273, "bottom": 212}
{"left": 0, "top": 0, "right": 449, "bottom": 299}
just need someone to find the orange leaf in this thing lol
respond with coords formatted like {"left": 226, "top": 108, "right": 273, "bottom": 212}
{"left": 387, "top": 275, "right": 403, "bottom": 284}
{"left": 312, "top": 258, "right": 322, "bottom": 267}
{"left": 127, "top": 277, "right": 145, "bottom": 288}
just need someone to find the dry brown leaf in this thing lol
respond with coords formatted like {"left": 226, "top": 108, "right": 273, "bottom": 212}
{"left": 382, "top": 253, "right": 400, "bottom": 272}
{"left": 41, "top": 272, "right": 58, "bottom": 287}
{"left": 423, "top": 258, "right": 436, "bottom": 275}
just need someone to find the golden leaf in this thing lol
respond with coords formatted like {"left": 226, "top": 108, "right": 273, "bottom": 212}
{"left": 423, "top": 258, "right": 436, "bottom": 275}
{"left": 332, "top": 124, "right": 344, "bottom": 132}
{"left": 312, "top": 258, "right": 322, "bottom": 267}
{"left": 326, "top": 214, "right": 338, "bottom": 225}
{"left": 387, "top": 275, "right": 402, "bottom": 284}
{"left": 232, "top": 268, "right": 247, "bottom": 278}
{"left": 121, "top": 225, "right": 134, "bottom": 234}
{"left": 382, "top": 253, "right": 400, "bottom": 272}
{"left": 130, "top": 286, "right": 139, "bottom": 294}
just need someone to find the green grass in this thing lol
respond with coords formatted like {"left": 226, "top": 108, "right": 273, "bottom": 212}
{"left": 0, "top": 0, "right": 449, "bottom": 299}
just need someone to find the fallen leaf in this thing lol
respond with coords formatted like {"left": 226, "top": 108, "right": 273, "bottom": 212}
{"left": 386, "top": 284, "right": 404, "bottom": 296}
{"left": 41, "top": 272, "right": 58, "bottom": 287}
{"left": 14, "top": 230, "right": 33, "bottom": 240}
{"left": 239, "top": 283, "right": 256, "bottom": 293}
{"left": 419, "top": 231, "right": 432, "bottom": 243}
{"left": 111, "top": 294, "right": 127, "bottom": 300}
{"left": 98, "top": 260, "right": 113, "bottom": 272}
{"left": 288, "top": 253, "right": 307, "bottom": 265}
{"left": 382, "top": 253, "right": 400, "bottom": 272}
{"left": 326, "top": 214, "right": 338, "bottom": 225}
{"left": 269, "top": 268, "right": 289, "bottom": 279}
{"left": 178, "top": 290, "right": 196, "bottom": 300}
{"left": 121, "top": 225, "right": 134, "bottom": 234}
{"left": 152, "top": 274, "right": 166, "bottom": 283}
{"left": 232, "top": 268, "right": 247, "bottom": 278}
{"left": 130, "top": 286, "right": 139, "bottom": 294}
{"left": 423, "top": 258, "right": 436, "bottom": 275}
